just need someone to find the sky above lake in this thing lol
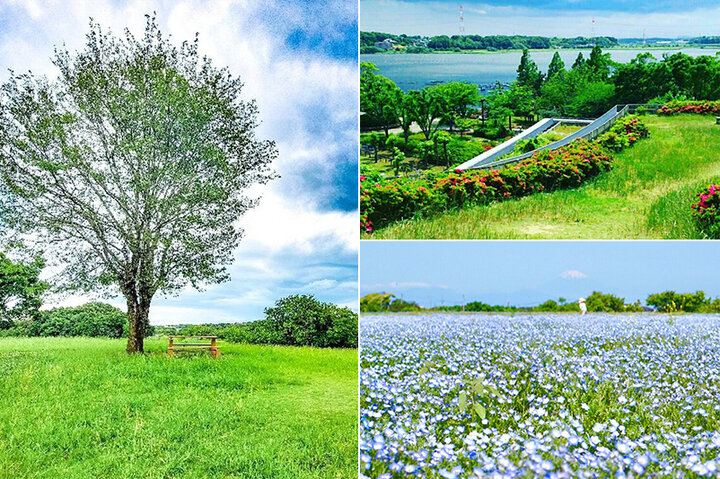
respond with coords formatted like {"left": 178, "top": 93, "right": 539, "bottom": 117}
{"left": 0, "top": 0, "right": 358, "bottom": 324}
{"left": 360, "top": 242, "right": 720, "bottom": 308}
{"left": 361, "top": 0, "right": 720, "bottom": 38}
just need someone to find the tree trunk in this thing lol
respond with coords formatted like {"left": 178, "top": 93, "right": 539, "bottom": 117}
{"left": 125, "top": 294, "right": 150, "bottom": 354}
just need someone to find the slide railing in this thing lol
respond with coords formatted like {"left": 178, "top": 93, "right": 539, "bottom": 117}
{"left": 461, "top": 104, "right": 647, "bottom": 170}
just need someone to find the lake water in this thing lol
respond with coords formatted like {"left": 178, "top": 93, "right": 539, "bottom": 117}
{"left": 361, "top": 48, "right": 720, "bottom": 91}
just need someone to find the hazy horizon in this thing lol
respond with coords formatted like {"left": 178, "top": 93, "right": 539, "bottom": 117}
{"left": 361, "top": 0, "right": 720, "bottom": 39}
{"left": 360, "top": 241, "right": 720, "bottom": 309}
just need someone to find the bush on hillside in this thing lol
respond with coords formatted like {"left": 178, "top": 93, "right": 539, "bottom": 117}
{"left": 361, "top": 116, "right": 649, "bottom": 232}
{"left": 691, "top": 184, "right": 720, "bottom": 239}
{"left": 361, "top": 139, "right": 612, "bottom": 232}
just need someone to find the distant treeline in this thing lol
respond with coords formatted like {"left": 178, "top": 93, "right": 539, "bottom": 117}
{"left": 618, "top": 37, "right": 720, "bottom": 45}
{"left": 361, "top": 291, "right": 720, "bottom": 314}
{"left": 1, "top": 295, "right": 358, "bottom": 349}
{"left": 361, "top": 32, "right": 720, "bottom": 54}
{"left": 361, "top": 31, "right": 617, "bottom": 53}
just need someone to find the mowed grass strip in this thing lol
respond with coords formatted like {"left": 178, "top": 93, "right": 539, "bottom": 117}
{"left": 0, "top": 337, "right": 357, "bottom": 479}
{"left": 367, "top": 114, "right": 720, "bottom": 239}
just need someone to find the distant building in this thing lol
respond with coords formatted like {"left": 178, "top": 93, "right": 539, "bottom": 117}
{"left": 374, "top": 38, "right": 395, "bottom": 50}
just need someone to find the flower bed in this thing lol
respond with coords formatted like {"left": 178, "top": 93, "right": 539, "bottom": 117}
{"left": 361, "top": 115, "right": 649, "bottom": 232}
{"left": 657, "top": 101, "right": 720, "bottom": 116}
{"left": 691, "top": 184, "right": 720, "bottom": 239}
{"left": 360, "top": 313, "right": 720, "bottom": 478}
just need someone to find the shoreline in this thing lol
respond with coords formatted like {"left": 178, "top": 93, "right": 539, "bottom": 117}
{"left": 361, "top": 45, "right": 720, "bottom": 55}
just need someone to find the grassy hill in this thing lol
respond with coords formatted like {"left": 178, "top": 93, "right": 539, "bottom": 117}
{"left": 368, "top": 114, "right": 720, "bottom": 239}
{"left": 0, "top": 337, "right": 357, "bottom": 478}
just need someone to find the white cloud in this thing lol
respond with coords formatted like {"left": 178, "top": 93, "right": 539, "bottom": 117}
{"left": 560, "top": 270, "right": 588, "bottom": 280}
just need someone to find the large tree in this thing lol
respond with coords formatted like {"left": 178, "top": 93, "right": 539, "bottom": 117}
{"left": 360, "top": 62, "right": 402, "bottom": 138}
{"left": 0, "top": 16, "right": 277, "bottom": 352}
{"left": 434, "top": 82, "right": 480, "bottom": 133}
{"left": 407, "top": 86, "right": 443, "bottom": 140}
{"left": 516, "top": 49, "right": 542, "bottom": 92}
{"left": 546, "top": 52, "right": 566, "bottom": 80}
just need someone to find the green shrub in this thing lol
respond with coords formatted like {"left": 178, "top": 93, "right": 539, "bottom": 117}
{"left": 263, "top": 295, "right": 357, "bottom": 348}
{"left": 647, "top": 291, "right": 710, "bottom": 312}
{"left": 29, "top": 302, "right": 130, "bottom": 338}
{"left": 691, "top": 184, "right": 720, "bottom": 238}
{"left": 658, "top": 100, "right": 720, "bottom": 115}
{"left": 597, "top": 115, "right": 649, "bottom": 152}
{"left": 585, "top": 292, "right": 627, "bottom": 312}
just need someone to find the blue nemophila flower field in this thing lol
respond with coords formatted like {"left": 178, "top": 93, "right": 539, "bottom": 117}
{"left": 360, "top": 313, "right": 720, "bottom": 478}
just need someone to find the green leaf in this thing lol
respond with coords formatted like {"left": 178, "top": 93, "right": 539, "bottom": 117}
{"left": 458, "top": 391, "right": 467, "bottom": 412}
{"left": 473, "top": 403, "right": 486, "bottom": 420}
{"left": 485, "top": 384, "right": 499, "bottom": 396}
{"left": 472, "top": 378, "right": 484, "bottom": 395}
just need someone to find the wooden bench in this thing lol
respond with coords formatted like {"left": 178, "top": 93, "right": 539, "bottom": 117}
{"left": 168, "top": 336, "right": 220, "bottom": 358}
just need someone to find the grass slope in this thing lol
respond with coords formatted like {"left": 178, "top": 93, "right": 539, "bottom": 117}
{"left": 0, "top": 338, "right": 357, "bottom": 479}
{"left": 368, "top": 115, "right": 720, "bottom": 239}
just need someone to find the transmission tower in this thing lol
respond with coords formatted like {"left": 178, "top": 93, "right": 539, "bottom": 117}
{"left": 459, "top": 5, "right": 465, "bottom": 34}
{"left": 591, "top": 17, "right": 596, "bottom": 43}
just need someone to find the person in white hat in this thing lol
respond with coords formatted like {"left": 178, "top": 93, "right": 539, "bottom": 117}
{"left": 579, "top": 297, "right": 587, "bottom": 315}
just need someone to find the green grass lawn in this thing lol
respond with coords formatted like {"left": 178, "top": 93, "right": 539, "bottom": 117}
{"left": 367, "top": 114, "right": 720, "bottom": 239}
{"left": 0, "top": 337, "right": 358, "bottom": 479}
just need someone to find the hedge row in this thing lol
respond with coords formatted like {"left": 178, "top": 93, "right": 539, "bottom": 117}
{"left": 361, "top": 115, "right": 649, "bottom": 232}
{"left": 657, "top": 101, "right": 720, "bottom": 115}
{"left": 0, "top": 302, "right": 156, "bottom": 338}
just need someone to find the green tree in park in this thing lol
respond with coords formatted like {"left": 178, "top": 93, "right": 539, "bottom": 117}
{"left": 264, "top": 295, "right": 358, "bottom": 348}
{"left": 0, "top": 254, "right": 48, "bottom": 328}
{"left": 647, "top": 290, "right": 709, "bottom": 312}
{"left": 434, "top": 82, "right": 480, "bottom": 133}
{"left": 586, "top": 45, "right": 612, "bottom": 80}
{"left": 516, "top": 49, "right": 543, "bottom": 92}
{"left": 585, "top": 291, "right": 626, "bottom": 312}
{"left": 489, "top": 83, "right": 535, "bottom": 126}
{"left": 368, "top": 131, "right": 384, "bottom": 162}
{"left": 546, "top": 52, "right": 566, "bottom": 79}
{"left": 419, "top": 139, "right": 436, "bottom": 168}
{"left": 391, "top": 147, "right": 405, "bottom": 176}
{"left": 434, "top": 131, "right": 451, "bottom": 169}
{"left": 408, "top": 86, "right": 444, "bottom": 140}
{"left": 0, "top": 17, "right": 277, "bottom": 353}
{"left": 571, "top": 52, "right": 586, "bottom": 70}
{"left": 396, "top": 92, "right": 415, "bottom": 146}
{"left": 360, "top": 62, "right": 402, "bottom": 138}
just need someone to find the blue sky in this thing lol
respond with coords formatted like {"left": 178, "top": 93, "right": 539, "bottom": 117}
{"left": 361, "top": 242, "right": 720, "bottom": 308}
{"left": 361, "top": 0, "right": 720, "bottom": 37}
{"left": 0, "top": 0, "right": 358, "bottom": 323}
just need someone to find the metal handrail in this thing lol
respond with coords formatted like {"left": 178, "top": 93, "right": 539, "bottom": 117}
{"left": 467, "top": 103, "right": 656, "bottom": 170}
